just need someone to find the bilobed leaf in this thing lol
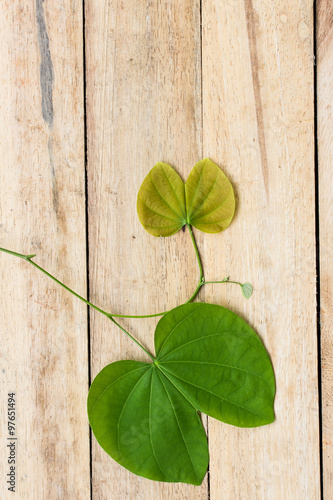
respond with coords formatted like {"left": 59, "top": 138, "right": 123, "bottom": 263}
{"left": 137, "top": 162, "right": 186, "bottom": 236}
{"left": 137, "top": 159, "right": 235, "bottom": 236}
{"left": 241, "top": 282, "right": 253, "bottom": 299}
{"left": 185, "top": 159, "right": 235, "bottom": 233}
{"left": 88, "top": 303, "right": 275, "bottom": 484}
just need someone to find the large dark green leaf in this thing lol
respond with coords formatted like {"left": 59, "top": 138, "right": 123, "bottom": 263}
{"left": 137, "top": 159, "right": 235, "bottom": 236}
{"left": 88, "top": 303, "right": 275, "bottom": 485}
{"left": 155, "top": 303, "right": 275, "bottom": 428}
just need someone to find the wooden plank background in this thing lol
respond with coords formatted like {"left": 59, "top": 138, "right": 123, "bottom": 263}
{"left": 0, "top": 0, "right": 330, "bottom": 498}
{"left": 318, "top": 0, "right": 333, "bottom": 497}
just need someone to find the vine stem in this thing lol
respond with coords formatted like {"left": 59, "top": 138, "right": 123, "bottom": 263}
{"left": 109, "top": 317, "right": 155, "bottom": 361}
{"left": 0, "top": 232, "right": 203, "bottom": 359}
{"left": 186, "top": 223, "right": 204, "bottom": 282}
{"left": 0, "top": 246, "right": 155, "bottom": 359}
{"left": 205, "top": 280, "right": 242, "bottom": 286}
{"left": 0, "top": 235, "right": 237, "bottom": 358}
{"left": 0, "top": 225, "right": 204, "bottom": 320}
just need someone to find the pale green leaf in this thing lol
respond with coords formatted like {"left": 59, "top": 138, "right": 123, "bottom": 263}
{"left": 137, "top": 159, "right": 235, "bottom": 236}
{"left": 137, "top": 162, "right": 186, "bottom": 236}
{"left": 88, "top": 303, "right": 275, "bottom": 484}
{"left": 241, "top": 282, "right": 253, "bottom": 299}
{"left": 185, "top": 159, "right": 235, "bottom": 233}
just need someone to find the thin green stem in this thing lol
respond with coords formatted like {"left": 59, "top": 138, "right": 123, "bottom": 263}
{"left": 186, "top": 224, "right": 204, "bottom": 281}
{"left": 0, "top": 246, "right": 154, "bottom": 359}
{"left": 0, "top": 248, "right": 112, "bottom": 319}
{"left": 205, "top": 280, "right": 242, "bottom": 287}
{"left": 0, "top": 238, "right": 204, "bottom": 355}
{"left": 185, "top": 279, "right": 204, "bottom": 304}
{"left": 109, "top": 317, "right": 155, "bottom": 361}
{"left": 0, "top": 247, "right": 36, "bottom": 260}
{"left": 112, "top": 224, "right": 205, "bottom": 315}
{"left": 1, "top": 226, "right": 205, "bottom": 320}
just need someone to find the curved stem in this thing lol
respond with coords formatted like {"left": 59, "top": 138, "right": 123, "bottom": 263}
{"left": 0, "top": 245, "right": 246, "bottom": 358}
{"left": 0, "top": 227, "right": 205, "bottom": 320}
{"left": 109, "top": 224, "right": 205, "bottom": 316}
{"left": 186, "top": 224, "right": 203, "bottom": 281}
{"left": 0, "top": 248, "right": 112, "bottom": 319}
{"left": 0, "top": 247, "right": 154, "bottom": 359}
{"left": 185, "top": 278, "right": 204, "bottom": 304}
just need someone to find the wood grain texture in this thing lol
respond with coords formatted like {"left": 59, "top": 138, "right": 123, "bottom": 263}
{"left": 202, "top": 0, "right": 320, "bottom": 498}
{"left": 0, "top": 0, "right": 325, "bottom": 498}
{"left": 0, "top": 1, "right": 89, "bottom": 498}
{"left": 85, "top": 1, "right": 206, "bottom": 498}
{"left": 318, "top": 0, "right": 333, "bottom": 495}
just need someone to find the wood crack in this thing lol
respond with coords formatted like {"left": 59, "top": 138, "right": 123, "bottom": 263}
{"left": 244, "top": 0, "right": 269, "bottom": 201}
{"left": 36, "top": 0, "right": 54, "bottom": 128}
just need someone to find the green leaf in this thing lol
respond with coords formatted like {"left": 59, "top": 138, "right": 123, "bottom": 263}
{"left": 241, "top": 282, "right": 253, "bottom": 299}
{"left": 155, "top": 303, "right": 275, "bottom": 427}
{"left": 185, "top": 159, "right": 235, "bottom": 233}
{"left": 88, "top": 303, "right": 275, "bottom": 484}
{"left": 88, "top": 360, "right": 209, "bottom": 485}
{"left": 137, "top": 162, "right": 186, "bottom": 237}
{"left": 137, "top": 159, "right": 235, "bottom": 236}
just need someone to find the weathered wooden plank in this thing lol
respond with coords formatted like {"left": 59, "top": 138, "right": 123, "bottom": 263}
{"left": 318, "top": 0, "right": 333, "bottom": 494}
{"left": 85, "top": 1, "right": 206, "bottom": 498}
{"left": 202, "top": 0, "right": 320, "bottom": 498}
{"left": 0, "top": 1, "right": 89, "bottom": 498}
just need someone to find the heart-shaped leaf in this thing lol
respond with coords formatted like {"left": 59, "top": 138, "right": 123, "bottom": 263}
{"left": 136, "top": 162, "right": 186, "bottom": 236}
{"left": 137, "top": 159, "right": 235, "bottom": 236}
{"left": 88, "top": 303, "right": 275, "bottom": 484}
{"left": 185, "top": 159, "right": 235, "bottom": 233}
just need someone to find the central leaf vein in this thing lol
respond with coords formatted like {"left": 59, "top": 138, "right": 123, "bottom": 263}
{"left": 188, "top": 171, "right": 218, "bottom": 220}
{"left": 185, "top": 163, "right": 205, "bottom": 217}
{"left": 156, "top": 370, "right": 199, "bottom": 482}
{"left": 149, "top": 174, "right": 184, "bottom": 220}
{"left": 149, "top": 369, "right": 172, "bottom": 479}
{"left": 117, "top": 368, "right": 153, "bottom": 460}
{"left": 161, "top": 165, "right": 186, "bottom": 219}
{"left": 191, "top": 187, "right": 232, "bottom": 221}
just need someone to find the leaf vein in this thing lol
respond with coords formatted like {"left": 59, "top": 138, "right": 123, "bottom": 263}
{"left": 117, "top": 368, "right": 154, "bottom": 461}
{"left": 161, "top": 367, "right": 272, "bottom": 421}
{"left": 159, "top": 330, "right": 244, "bottom": 361}
{"left": 149, "top": 369, "right": 173, "bottom": 480}
{"left": 185, "top": 163, "right": 205, "bottom": 217}
{"left": 190, "top": 187, "right": 233, "bottom": 221}
{"left": 89, "top": 365, "right": 150, "bottom": 417}
{"left": 156, "top": 370, "right": 200, "bottom": 482}
{"left": 138, "top": 197, "right": 181, "bottom": 222}
{"left": 157, "top": 306, "right": 207, "bottom": 357}
{"left": 161, "top": 165, "right": 186, "bottom": 218}
{"left": 188, "top": 171, "right": 218, "bottom": 219}
{"left": 149, "top": 173, "right": 184, "bottom": 220}
{"left": 161, "top": 360, "right": 272, "bottom": 392}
